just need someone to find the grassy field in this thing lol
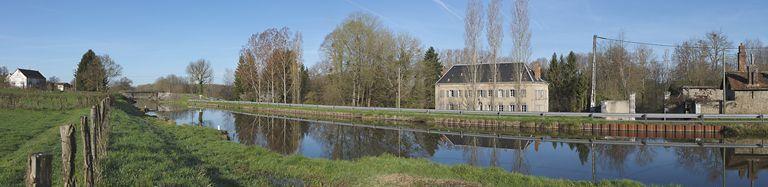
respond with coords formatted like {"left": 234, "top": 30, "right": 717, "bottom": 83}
{"left": 0, "top": 88, "right": 106, "bottom": 110}
{"left": 0, "top": 108, "right": 89, "bottom": 185}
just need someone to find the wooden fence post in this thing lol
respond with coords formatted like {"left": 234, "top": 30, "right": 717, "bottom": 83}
{"left": 26, "top": 152, "right": 52, "bottom": 187}
{"left": 80, "top": 116, "right": 94, "bottom": 187}
{"left": 89, "top": 106, "right": 99, "bottom": 162}
{"left": 59, "top": 125, "right": 76, "bottom": 187}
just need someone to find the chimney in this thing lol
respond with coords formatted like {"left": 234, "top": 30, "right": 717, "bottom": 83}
{"left": 533, "top": 63, "right": 541, "bottom": 80}
{"left": 738, "top": 43, "right": 747, "bottom": 72}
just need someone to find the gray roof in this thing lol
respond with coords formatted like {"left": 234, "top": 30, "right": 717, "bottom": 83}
{"left": 437, "top": 62, "right": 544, "bottom": 84}
{"left": 17, "top": 69, "right": 46, "bottom": 80}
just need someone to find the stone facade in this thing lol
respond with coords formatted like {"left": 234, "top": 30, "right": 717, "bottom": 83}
{"left": 435, "top": 62, "right": 548, "bottom": 112}
{"left": 435, "top": 82, "right": 548, "bottom": 111}
{"left": 677, "top": 44, "right": 768, "bottom": 114}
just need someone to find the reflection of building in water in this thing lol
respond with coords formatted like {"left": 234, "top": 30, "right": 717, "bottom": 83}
{"left": 725, "top": 139, "right": 768, "bottom": 182}
{"left": 439, "top": 134, "right": 531, "bottom": 150}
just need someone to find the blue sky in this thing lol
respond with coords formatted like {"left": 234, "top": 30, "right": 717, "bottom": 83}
{"left": 1, "top": 0, "right": 766, "bottom": 84}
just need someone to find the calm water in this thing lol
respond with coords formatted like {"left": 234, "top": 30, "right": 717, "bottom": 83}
{"left": 151, "top": 108, "right": 768, "bottom": 186}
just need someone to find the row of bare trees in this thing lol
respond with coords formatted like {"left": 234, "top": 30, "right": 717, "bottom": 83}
{"left": 460, "top": 0, "right": 531, "bottom": 111}
{"left": 585, "top": 31, "right": 768, "bottom": 112}
{"left": 234, "top": 27, "right": 306, "bottom": 103}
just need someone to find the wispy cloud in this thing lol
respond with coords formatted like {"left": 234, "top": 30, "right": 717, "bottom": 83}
{"left": 342, "top": 0, "right": 388, "bottom": 20}
{"left": 342, "top": 0, "right": 402, "bottom": 28}
{"left": 431, "top": 0, "right": 462, "bottom": 21}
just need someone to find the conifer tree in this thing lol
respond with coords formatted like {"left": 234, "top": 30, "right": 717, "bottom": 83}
{"left": 416, "top": 47, "right": 443, "bottom": 109}
{"left": 74, "top": 49, "right": 107, "bottom": 91}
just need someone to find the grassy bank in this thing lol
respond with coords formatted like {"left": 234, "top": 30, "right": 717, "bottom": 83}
{"left": 105, "top": 97, "right": 642, "bottom": 186}
{"left": 189, "top": 100, "right": 768, "bottom": 138}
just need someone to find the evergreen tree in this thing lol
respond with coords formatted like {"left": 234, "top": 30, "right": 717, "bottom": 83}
{"left": 74, "top": 49, "right": 107, "bottom": 92}
{"left": 415, "top": 47, "right": 443, "bottom": 109}
{"left": 546, "top": 53, "right": 561, "bottom": 111}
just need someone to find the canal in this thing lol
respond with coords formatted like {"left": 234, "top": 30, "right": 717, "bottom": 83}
{"left": 150, "top": 108, "right": 767, "bottom": 186}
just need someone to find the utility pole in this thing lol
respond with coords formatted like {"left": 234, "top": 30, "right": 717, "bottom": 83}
{"left": 721, "top": 51, "right": 726, "bottom": 114}
{"left": 590, "top": 35, "right": 598, "bottom": 112}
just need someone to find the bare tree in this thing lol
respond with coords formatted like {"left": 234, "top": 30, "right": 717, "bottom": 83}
{"left": 465, "top": 0, "right": 483, "bottom": 110}
{"left": 487, "top": 0, "right": 502, "bottom": 110}
{"left": 98, "top": 55, "right": 123, "bottom": 84}
{"left": 186, "top": 59, "right": 214, "bottom": 95}
{"left": 291, "top": 32, "right": 304, "bottom": 104}
{"left": 109, "top": 77, "right": 133, "bottom": 91}
{"left": 222, "top": 69, "right": 233, "bottom": 85}
{"left": 510, "top": 0, "right": 531, "bottom": 111}
{"left": 0, "top": 66, "right": 9, "bottom": 87}
{"left": 704, "top": 31, "right": 732, "bottom": 71}
{"left": 48, "top": 76, "right": 61, "bottom": 84}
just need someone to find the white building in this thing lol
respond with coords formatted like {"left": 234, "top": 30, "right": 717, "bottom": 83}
{"left": 435, "top": 62, "right": 549, "bottom": 112}
{"left": 7, "top": 68, "right": 47, "bottom": 89}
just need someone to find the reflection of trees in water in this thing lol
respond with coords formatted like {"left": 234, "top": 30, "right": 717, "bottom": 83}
{"left": 567, "top": 143, "right": 591, "bottom": 165}
{"left": 233, "top": 114, "right": 308, "bottom": 155}
{"left": 675, "top": 147, "right": 722, "bottom": 182}
{"left": 310, "top": 124, "right": 440, "bottom": 160}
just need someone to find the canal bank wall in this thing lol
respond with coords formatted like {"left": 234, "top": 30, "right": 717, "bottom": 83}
{"left": 189, "top": 101, "right": 768, "bottom": 138}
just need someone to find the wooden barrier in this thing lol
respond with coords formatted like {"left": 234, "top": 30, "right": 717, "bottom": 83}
{"left": 59, "top": 125, "right": 76, "bottom": 187}
{"left": 80, "top": 116, "right": 94, "bottom": 187}
{"left": 26, "top": 152, "right": 52, "bottom": 187}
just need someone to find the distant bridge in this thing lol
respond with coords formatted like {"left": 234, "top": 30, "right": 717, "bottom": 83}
{"left": 123, "top": 91, "right": 160, "bottom": 101}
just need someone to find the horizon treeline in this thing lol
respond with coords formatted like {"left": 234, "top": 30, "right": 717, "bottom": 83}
{"left": 129, "top": 8, "right": 767, "bottom": 112}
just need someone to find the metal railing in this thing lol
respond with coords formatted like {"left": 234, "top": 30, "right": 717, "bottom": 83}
{"left": 190, "top": 99, "right": 768, "bottom": 123}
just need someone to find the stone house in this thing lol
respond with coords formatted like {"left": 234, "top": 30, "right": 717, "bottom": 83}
{"left": 7, "top": 68, "right": 47, "bottom": 89}
{"left": 677, "top": 43, "right": 768, "bottom": 114}
{"left": 435, "top": 62, "right": 548, "bottom": 112}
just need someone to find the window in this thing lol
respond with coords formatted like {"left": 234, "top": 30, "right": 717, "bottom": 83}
{"left": 457, "top": 90, "right": 462, "bottom": 97}
{"left": 498, "top": 90, "right": 504, "bottom": 98}
{"left": 522, "top": 105, "right": 528, "bottom": 112}
{"left": 520, "top": 89, "right": 527, "bottom": 97}
{"left": 488, "top": 90, "right": 493, "bottom": 97}
{"left": 479, "top": 90, "right": 486, "bottom": 97}
{"left": 487, "top": 105, "right": 492, "bottom": 111}
{"left": 536, "top": 90, "right": 546, "bottom": 100}
{"left": 510, "top": 105, "right": 516, "bottom": 112}
{"left": 510, "top": 89, "right": 516, "bottom": 97}
{"left": 478, "top": 102, "right": 483, "bottom": 110}
{"left": 498, "top": 105, "right": 504, "bottom": 111}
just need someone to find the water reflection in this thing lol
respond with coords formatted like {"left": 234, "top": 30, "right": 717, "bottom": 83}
{"left": 155, "top": 108, "right": 768, "bottom": 186}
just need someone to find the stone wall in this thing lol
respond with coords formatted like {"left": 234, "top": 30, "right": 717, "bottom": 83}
{"left": 725, "top": 91, "right": 768, "bottom": 114}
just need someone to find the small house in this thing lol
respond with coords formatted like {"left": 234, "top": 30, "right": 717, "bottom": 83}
{"left": 7, "top": 68, "right": 47, "bottom": 89}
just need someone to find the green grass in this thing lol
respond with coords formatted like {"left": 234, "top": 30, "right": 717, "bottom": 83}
{"left": 102, "top": 97, "right": 643, "bottom": 186}
{"left": 0, "top": 88, "right": 106, "bottom": 110}
{"left": 0, "top": 108, "right": 89, "bottom": 185}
